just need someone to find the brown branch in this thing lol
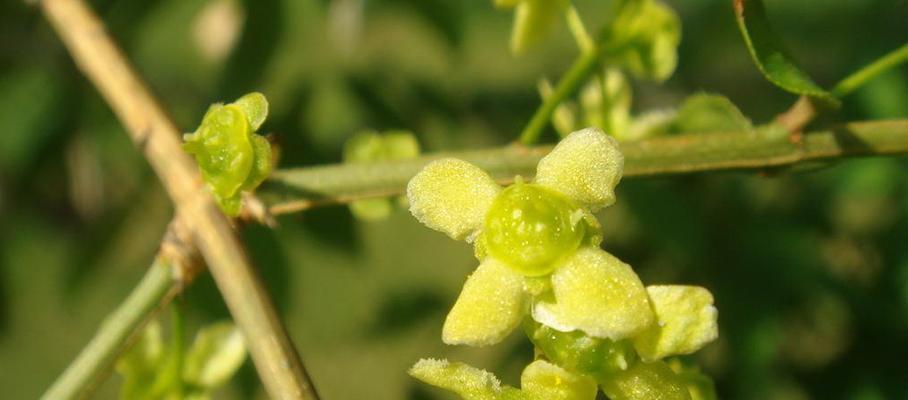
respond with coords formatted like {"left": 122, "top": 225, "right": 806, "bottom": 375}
{"left": 40, "top": 0, "right": 318, "bottom": 398}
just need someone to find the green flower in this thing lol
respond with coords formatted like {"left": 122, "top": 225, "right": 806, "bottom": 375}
{"left": 183, "top": 92, "right": 272, "bottom": 216}
{"left": 409, "top": 358, "right": 597, "bottom": 400}
{"left": 408, "top": 128, "right": 655, "bottom": 345}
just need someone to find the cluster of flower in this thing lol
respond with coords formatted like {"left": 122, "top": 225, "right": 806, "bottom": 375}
{"left": 406, "top": 129, "right": 718, "bottom": 400}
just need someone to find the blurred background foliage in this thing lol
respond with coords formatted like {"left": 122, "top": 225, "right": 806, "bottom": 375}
{"left": 1, "top": 0, "right": 907, "bottom": 398}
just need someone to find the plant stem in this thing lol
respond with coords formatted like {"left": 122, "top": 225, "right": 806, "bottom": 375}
{"left": 41, "top": 0, "right": 318, "bottom": 398}
{"left": 262, "top": 119, "right": 908, "bottom": 215}
{"left": 41, "top": 258, "right": 176, "bottom": 400}
{"left": 519, "top": 48, "right": 602, "bottom": 145}
{"left": 832, "top": 42, "right": 908, "bottom": 98}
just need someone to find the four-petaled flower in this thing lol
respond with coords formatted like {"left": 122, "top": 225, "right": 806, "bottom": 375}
{"left": 409, "top": 128, "right": 665, "bottom": 346}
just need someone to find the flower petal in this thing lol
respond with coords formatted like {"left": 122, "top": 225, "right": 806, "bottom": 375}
{"left": 520, "top": 359, "right": 598, "bottom": 400}
{"left": 532, "top": 247, "right": 654, "bottom": 340}
{"left": 408, "top": 158, "right": 501, "bottom": 240}
{"left": 408, "top": 358, "right": 514, "bottom": 399}
{"left": 443, "top": 258, "right": 527, "bottom": 346}
{"left": 600, "top": 360, "right": 692, "bottom": 400}
{"left": 633, "top": 285, "right": 718, "bottom": 361}
{"left": 535, "top": 128, "right": 623, "bottom": 211}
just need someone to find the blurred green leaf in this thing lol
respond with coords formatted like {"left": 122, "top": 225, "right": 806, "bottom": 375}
{"left": 183, "top": 322, "right": 247, "bottom": 389}
{"left": 733, "top": 0, "right": 836, "bottom": 103}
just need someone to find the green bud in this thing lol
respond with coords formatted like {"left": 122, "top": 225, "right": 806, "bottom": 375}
{"left": 483, "top": 182, "right": 585, "bottom": 276}
{"left": 525, "top": 319, "right": 636, "bottom": 378}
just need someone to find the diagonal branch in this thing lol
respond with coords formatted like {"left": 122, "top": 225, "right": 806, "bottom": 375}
{"left": 40, "top": 0, "right": 318, "bottom": 398}
{"left": 42, "top": 221, "right": 201, "bottom": 400}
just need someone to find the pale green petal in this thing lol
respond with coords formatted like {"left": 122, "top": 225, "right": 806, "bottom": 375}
{"left": 633, "top": 286, "right": 718, "bottom": 361}
{"left": 534, "top": 128, "right": 624, "bottom": 211}
{"left": 520, "top": 360, "right": 598, "bottom": 400}
{"left": 667, "top": 359, "right": 718, "bottom": 400}
{"left": 600, "top": 360, "right": 692, "bottom": 400}
{"left": 183, "top": 322, "right": 248, "bottom": 389}
{"left": 409, "top": 358, "right": 522, "bottom": 399}
{"left": 532, "top": 247, "right": 654, "bottom": 340}
{"left": 408, "top": 158, "right": 501, "bottom": 240}
{"left": 443, "top": 258, "right": 527, "bottom": 346}
{"left": 232, "top": 92, "right": 268, "bottom": 131}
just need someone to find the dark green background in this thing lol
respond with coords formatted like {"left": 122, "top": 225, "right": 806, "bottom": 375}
{"left": 1, "top": 0, "right": 907, "bottom": 398}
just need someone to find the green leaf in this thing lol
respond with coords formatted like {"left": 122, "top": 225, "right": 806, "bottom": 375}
{"left": 602, "top": 0, "right": 681, "bottom": 82}
{"left": 182, "top": 322, "right": 247, "bottom": 390}
{"left": 668, "top": 93, "right": 752, "bottom": 134}
{"left": 733, "top": 0, "right": 836, "bottom": 102}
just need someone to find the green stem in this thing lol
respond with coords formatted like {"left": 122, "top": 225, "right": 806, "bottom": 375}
{"left": 832, "top": 42, "right": 908, "bottom": 98}
{"left": 519, "top": 48, "right": 602, "bottom": 145}
{"left": 262, "top": 119, "right": 908, "bottom": 215}
{"left": 41, "top": 258, "right": 176, "bottom": 400}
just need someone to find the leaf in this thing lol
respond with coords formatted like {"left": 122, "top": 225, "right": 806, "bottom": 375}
{"left": 602, "top": 0, "right": 681, "bottom": 82}
{"left": 733, "top": 0, "right": 837, "bottom": 102}
{"left": 182, "top": 322, "right": 248, "bottom": 389}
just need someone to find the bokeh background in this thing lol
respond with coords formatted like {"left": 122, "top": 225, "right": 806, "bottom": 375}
{"left": 2, "top": 0, "right": 908, "bottom": 398}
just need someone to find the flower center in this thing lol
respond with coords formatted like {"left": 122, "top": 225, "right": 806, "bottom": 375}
{"left": 483, "top": 182, "right": 585, "bottom": 276}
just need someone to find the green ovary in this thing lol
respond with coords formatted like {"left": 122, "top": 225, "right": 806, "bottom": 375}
{"left": 483, "top": 182, "right": 585, "bottom": 276}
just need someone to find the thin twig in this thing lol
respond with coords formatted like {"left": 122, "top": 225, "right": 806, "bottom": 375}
{"left": 40, "top": 0, "right": 319, "bottom": 398}
{"left": 262, "top": 119, "right": 908, "bottom": 215}
{"left": 832, "top": 42, "right": 908, "bottom": 98}
{"left": 40, "top": 257, "right": 179, "bottom": 400}
{"left": 518, "top": 48, "right": 603, "bottom": 144}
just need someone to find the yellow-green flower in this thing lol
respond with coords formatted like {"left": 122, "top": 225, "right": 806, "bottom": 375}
{"left": 408, "top": 128, "right": 656, "bottom": 346}
{"left": 410, "top": 358, "right": 597, "bottom": 400}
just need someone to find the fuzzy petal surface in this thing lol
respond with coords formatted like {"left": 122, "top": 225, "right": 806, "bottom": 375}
{"left": 535, "top": 128, "right": 623, "bottom": 211}
{"left": 443, "top": 258, "right": 527, "bottom": 346}
{"left": 533, "top": 247, "right": 654, "bottom": 340}
{"left": 601, "top": 360, "right": 691, "bottom": 400}
{"left": 633, "top": 285, "right": 718, "bottom": 361}
{"left": 408, "top": 158, "right": 501, "bottom": 240}
{"left": 520, "top": 360, "right": 597, "bottom": 400}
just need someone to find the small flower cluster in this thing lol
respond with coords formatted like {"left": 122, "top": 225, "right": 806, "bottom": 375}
{"left": 183, "top": 92, "right": 272, "bottom": 215}
{"left": 406, "top": 128, "right": 719, "bottom": 399}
